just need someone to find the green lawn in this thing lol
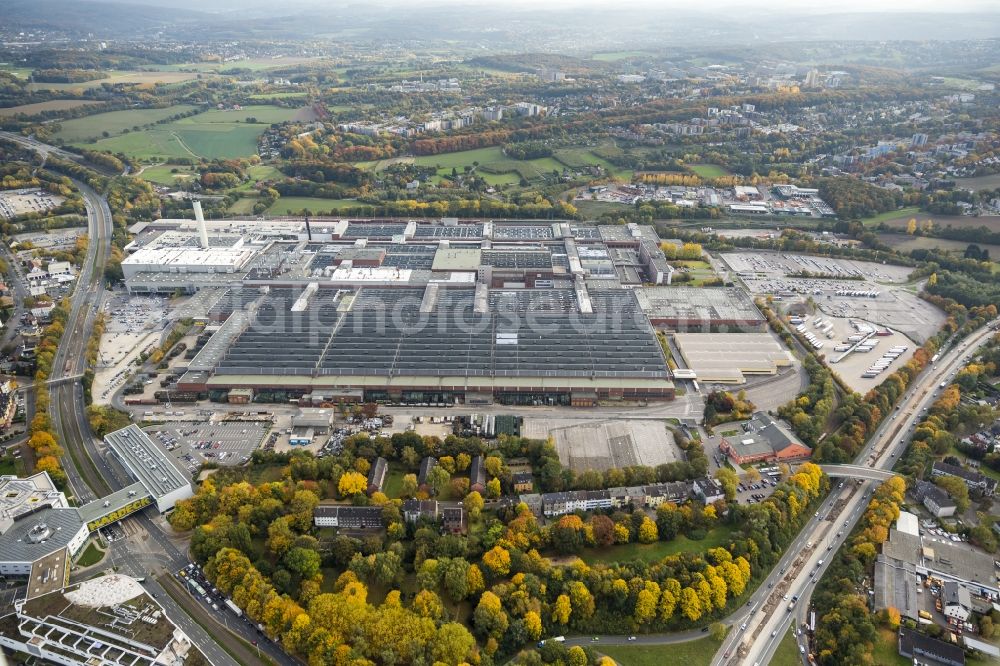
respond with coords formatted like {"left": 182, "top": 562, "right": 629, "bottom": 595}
{"left": 52, "top": 105, "right": 198, "bottom": 143}
{"left": 580, "top": 526, "right": 735, "bottom": 565}
{"left": 267, "top": 197, "right": 361, "bottom": 215}
{"left": 770, "top": 624, "right": 805, "bottom": 666}
{"left": 227, "top": 197, "right": 259, "bottom": 215}
{"left": 688, "top": 164, "right": 731, "bottom": 179}
{"left": 861, "top": 206, "right": 921, "bottom": 227}
{"left": 382, "top": 467, "right": 407, "bottom": 499}
{"left": 598, "top": 634, "right": 725, "bottom": 666}
{"left": 0, "top": 456, "right": 22, "bottom": 476}
{"left": 76, "top": 542, "right": 105, "bottom": 567}
{"left": 139, "top": 165, "right": 197, "bottom": 186}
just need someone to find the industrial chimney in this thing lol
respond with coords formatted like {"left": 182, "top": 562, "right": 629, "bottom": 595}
{"left": 304, "top": 215, "right": 312, "bottom": 241}
{"left": 193, "top": 200, "right": 209, "bottom": 249}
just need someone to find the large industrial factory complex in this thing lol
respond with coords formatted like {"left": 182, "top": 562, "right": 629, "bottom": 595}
{"left": 118, "top": 208, "right": 760, "bottom": 405}
{"left": 118, "top": 207, "right": 780, "bottom": 404}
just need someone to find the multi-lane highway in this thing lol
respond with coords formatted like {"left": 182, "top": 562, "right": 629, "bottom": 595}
{"left": 6, "top": 135, "right": 299, "bottom": 666}
{"left": 726, "top": 323, "right": 998, "bottom": 666}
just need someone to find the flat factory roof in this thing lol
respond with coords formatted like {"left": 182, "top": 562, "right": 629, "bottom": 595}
{"left": 636, "top": 286, "right": 764, "bottom": 324}
{"left": 674, "top": 332, "right": 794, "bottom": 383}
{"left": 104, "top": 425, "right": 191, "bottom": 500}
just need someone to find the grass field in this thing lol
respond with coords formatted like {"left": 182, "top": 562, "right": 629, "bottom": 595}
{"left": 688, "top": 164, "right": 731, "bottom": 179}
{"left": 598, "top": 634, "right": 725, "bottom": 666}
{"left": 76, "top": 542, "right": 105, "bottom": 567}
{"left": 0, "top": 100, "right": 104, "bottom": 118}
{"left": 554, "top": 146, "right": 633, "bottom": 179}
{"left": 227, "top": 197, "right": 259, "bottom": 215}
{"left": 52, "top": 105, "right": 198, "bottom": 143}
{"left": 139, "top": 165, "right": 197, "bottom": 185}
{"left": 872, "top": 628, "right": 908, "bottom": 666}
{"left": 78, "top": 106, "right": 303, "bottom": 160}
{"left": 382, "top": 467, "right": 406, "bottom": 499}
{"left": 580, "top": 526, "right": 735, "bottom": 565}
{"left": 267, "top": 197, "right": 361, "bottom": 215}
{"left": 409, "top": 146, "right": 564, "bottom": 183}
{"left": 573, "top": 199, "right": 632, "bottom": 218}
{"left": 770, "top": 625, "right": 805, "bottom": 666}
{"left": 861, "top": 206, "right": 922, "bottom": 226}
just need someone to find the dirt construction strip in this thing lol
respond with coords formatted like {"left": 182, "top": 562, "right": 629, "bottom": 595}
{"left": 160, "top": 574, "right": 273, "bottom": 666}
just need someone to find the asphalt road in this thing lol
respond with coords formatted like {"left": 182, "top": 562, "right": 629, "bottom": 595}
{"left": 731, "top": 323, "right": 999, "bottom": 666}
{"left": 5, "top": 135, "right": 299, "bottom": 666}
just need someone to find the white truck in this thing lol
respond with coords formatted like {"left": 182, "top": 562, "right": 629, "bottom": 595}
{"left": 224, "top": 599, "right": 243, "bottom": 617}
{"left": 537, "top": 636, "right": 566, "bottom": 647}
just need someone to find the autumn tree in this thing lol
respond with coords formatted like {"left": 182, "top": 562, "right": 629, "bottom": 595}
{"left": 338, "top": 471, "right": 367, "bottom": 497}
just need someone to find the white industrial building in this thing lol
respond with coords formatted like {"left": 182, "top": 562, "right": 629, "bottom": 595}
{"left": 104, "top": 425, "right": 194, "bottom": 513}
{"left": 121, "top": 201, "right": 260, "bottom": 280}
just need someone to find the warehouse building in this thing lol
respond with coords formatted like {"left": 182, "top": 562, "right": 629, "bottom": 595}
{"left": 719, "top": 412, "right": 812, "bottom": 465}
{"left": 104, "top": 425, "right": 194, "bottom": 513}
{"left": 636, "top": 286, "right": 765, "bottom": 331}
{"left": 673, "top": 332, "right": 794, "bottom": 383}
{"left": 188, "top": 285, "right": 674, "bottom": 405}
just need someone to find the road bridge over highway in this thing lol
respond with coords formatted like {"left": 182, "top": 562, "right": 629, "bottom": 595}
{"left": 818, "top": 464, "right": 897, "bottom": 481}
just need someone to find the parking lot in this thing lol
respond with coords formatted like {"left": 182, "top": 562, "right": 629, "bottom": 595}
{"left": 722, "top": 251, "right": 945, "bottom": 345}
{"left": 0, "top": 188, "right": 65, "bottom": 219}
{"left": 143, "top": 419, "right": 270, "bottom": 470}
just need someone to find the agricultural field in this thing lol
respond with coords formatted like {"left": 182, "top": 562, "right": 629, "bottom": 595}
{"left": 74, "top": 105, "right": 304, "bottom": 160}
{"left": 687, "top": 164, "right": 731, "bottom": 179}
{"left": 860, "top": 206, "right": 921, "bottom": 226}
{"left": 27, "top": 70, "right": 200, "bottom": 92}
{"left": 955, "top": 173, "right": 1000, "bottom": 191}
{"left": 0, "top": 99, "right": 104, "bottom": 118}
{"left": 267, "top": 196, "right": 361, "bottom": 215}
{"left": 876, "top": 232, "right": 1000, "bottom": 258}
{"left": 52, "top": 105, "right": 198, "bottom": 143}
{"left": 161, "top": 57, "right": 331, "bottom": 73}
{"left": 875, "top": 210, "right": 1000, "bottom": 232}
{"left": 591, "top": 50, "right": 653, "bottom": 61}
{"left": 248, "top": 92, "right": 309, "bottom": 100}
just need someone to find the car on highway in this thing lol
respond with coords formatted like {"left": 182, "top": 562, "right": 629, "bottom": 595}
{"left": 628, "top": 636, "right": 636, "bottom": 641}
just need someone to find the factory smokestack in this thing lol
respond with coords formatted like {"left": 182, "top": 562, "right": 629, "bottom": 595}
{"left": 193, "top": 200, "right": 208, "bottom": 249}
{"left": 305, "top": 215, "right": 312, "bottom": 241}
